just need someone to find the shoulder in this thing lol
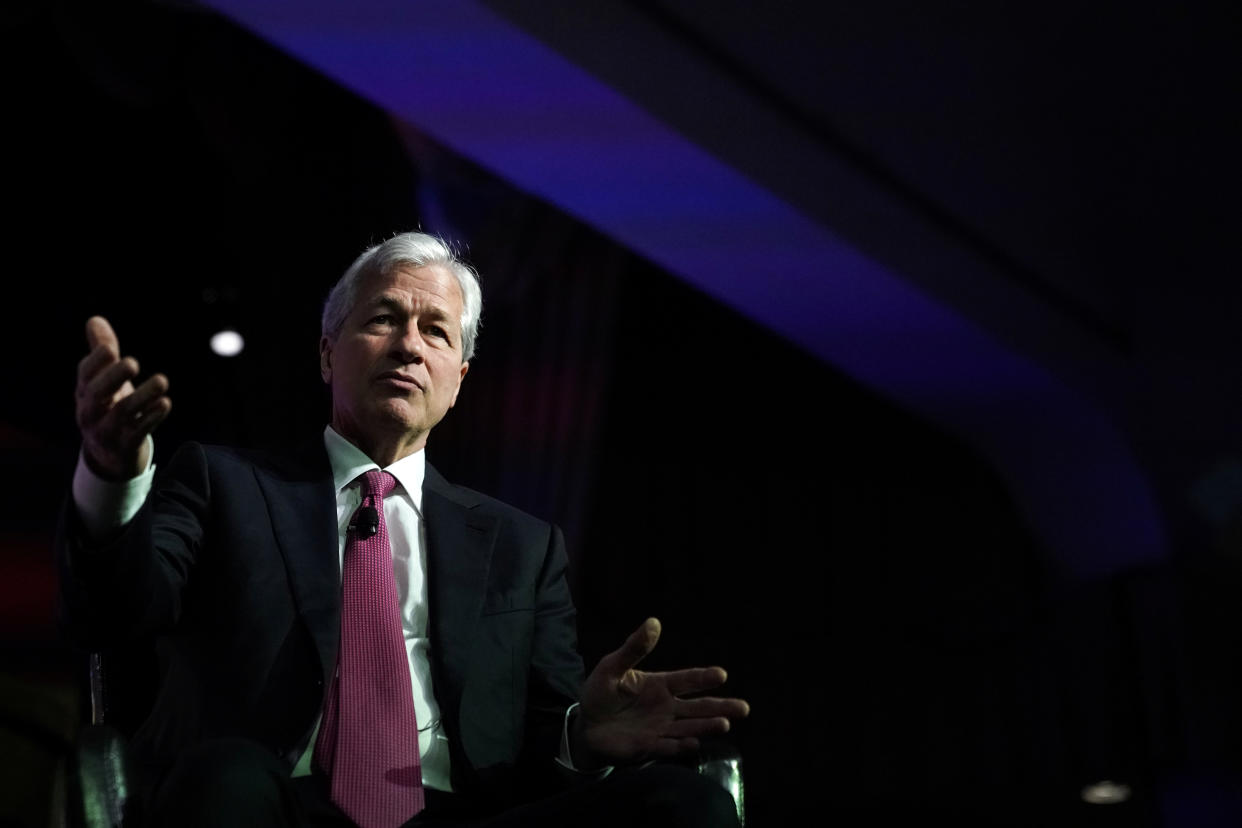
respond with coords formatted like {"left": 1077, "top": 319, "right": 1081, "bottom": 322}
{"left": 163, "top": 439, "right": 330, "bottom": 484}
{"left": 424, "top": 462, "right": 555, "bottom": 537}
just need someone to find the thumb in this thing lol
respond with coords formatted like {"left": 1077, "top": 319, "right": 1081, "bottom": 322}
{"left": 86, "top": 315, "right": 119, "bottom": 353}
{"left": 603, "top": 617, "right": 661, "bottom": 676}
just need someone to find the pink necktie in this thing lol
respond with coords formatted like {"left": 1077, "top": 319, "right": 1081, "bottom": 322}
{"left": 314, "top": 470, "right": 424, "bottom": 827}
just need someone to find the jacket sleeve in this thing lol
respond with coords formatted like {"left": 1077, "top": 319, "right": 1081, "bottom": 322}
{"left": 515, "top": 523, "right": 587, "bottom": 796}
{"left": 56, "top": 441, "right": 212, "bottom": 649}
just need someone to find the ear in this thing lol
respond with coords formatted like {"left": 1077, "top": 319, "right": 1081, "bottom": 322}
{"left": 448, "top": 361, "right": 470, "bottom": 408}
{"left": 319, "top": 335, "right": 334, "bottom": 384}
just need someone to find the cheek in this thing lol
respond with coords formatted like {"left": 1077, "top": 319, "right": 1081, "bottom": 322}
{"left": 444, "top": 366, "right": 465, "bottom": 396}
{"left": 339, "top": 345, "right": 376, "bottom": 376}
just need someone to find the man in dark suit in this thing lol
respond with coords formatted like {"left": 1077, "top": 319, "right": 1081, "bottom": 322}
{"left": 59, "top": 232, "right": 748, "bottom": 827}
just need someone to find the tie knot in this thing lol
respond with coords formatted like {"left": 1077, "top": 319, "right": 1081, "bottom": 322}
{"left": 360, "top": 469, "right": 398, "bottom": 502}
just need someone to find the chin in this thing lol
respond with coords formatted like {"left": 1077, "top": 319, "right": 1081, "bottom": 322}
{"left": 374, "top": 399, "right": 421, "bottom": 430}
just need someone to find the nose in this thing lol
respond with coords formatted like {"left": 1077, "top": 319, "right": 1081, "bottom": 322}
{"left": 392, "top": 323, "right": 423, "bottom": 364}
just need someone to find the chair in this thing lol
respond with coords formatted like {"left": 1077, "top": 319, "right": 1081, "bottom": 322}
{"left": 68, "top": 653, "right": 130, "bottom": 828}
{"left": 695, "top": 739, "right": 746, "bottom": 827}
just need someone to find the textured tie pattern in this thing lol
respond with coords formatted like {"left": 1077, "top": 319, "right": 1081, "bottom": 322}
{"left": 314, "top": 470, "right": 423, "bottom": 827}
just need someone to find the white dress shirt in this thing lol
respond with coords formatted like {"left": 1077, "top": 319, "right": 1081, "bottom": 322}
{"left": 290, "top": 426, "right": 452, "bottom": 789}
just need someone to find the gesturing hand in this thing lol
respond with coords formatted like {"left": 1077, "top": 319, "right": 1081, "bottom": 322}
{"left": 75, "top": 316, "right": 172, "bottom": 480}
{"left": 572, "top": 618, "right": 749, "bottom": 768}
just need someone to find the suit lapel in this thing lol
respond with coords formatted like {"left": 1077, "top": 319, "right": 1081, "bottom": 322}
{"left": 253, "top": 439, "right": 341, "bottom": 687}
{"left": 422, "top": 463, "right": 497, "bottom": 697}
{"left": 247, "top": 450, "right": 497, "bottom": 705}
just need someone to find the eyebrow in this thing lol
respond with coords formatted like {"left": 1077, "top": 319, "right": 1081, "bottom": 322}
{"left": 363, "top": 294, "right": 456, "bottom": 326}
{"left": 414, "top": 306, "right": 454, "bottom": 328}
{"left": 364, "top": 295, "right": 405, "bottom": 314}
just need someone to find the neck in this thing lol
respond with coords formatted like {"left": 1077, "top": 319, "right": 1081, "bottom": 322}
{"left": 333, "top": 424, "right": 426, "bottom": 468}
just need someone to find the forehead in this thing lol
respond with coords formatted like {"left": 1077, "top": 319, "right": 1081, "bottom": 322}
{"left": 355, "top": 264, "right": 463, "bottom": 313}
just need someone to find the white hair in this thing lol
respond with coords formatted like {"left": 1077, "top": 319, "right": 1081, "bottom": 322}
{"left": 321, "top": 232, "right": 483, "bottom": 361}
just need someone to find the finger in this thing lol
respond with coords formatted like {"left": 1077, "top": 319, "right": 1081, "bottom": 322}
{"left": 662, "top": 666, "right": 728, "bottom": 697}
{"left": 598, "top": 617, "right": 662, "bottom": 677}
{"left": 108, "top": 392, "right": 172, "bottom": 445}
{"left": 127, "top": 397, "right": 172, "bottom": 439}
{"left": 673, "top": 696, "right": 750, "bottom": 721}
{"left": 77, "top": 360, "right": 138, "bottom": 428}
{"left": 78, "top": 359, "right": 139, "bottom": 426}
{"left": 113, "top": 373, "right": 169, "bottom": 419}
{"left": 99, "top": 394, "right": 171, "bottom": 461}
{"left": 77, "top": 342, "right": 120, "bottom": 387}
{"left": 84, "top": 357, "right": 139, "bottom": 402}
{"left": 85, "top": 316, "right": 119, "bottom": 352}
{"left": 662, "top": 716, "right": 733, "bottom": 740}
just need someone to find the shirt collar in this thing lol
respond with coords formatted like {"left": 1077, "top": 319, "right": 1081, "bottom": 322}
{"left": 323, "top": 425, "right": 425, "bottom": 513}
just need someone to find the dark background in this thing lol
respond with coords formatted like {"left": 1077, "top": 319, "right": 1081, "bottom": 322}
{"left": 2, "top": 2, "right": 1241, "bottom": 826}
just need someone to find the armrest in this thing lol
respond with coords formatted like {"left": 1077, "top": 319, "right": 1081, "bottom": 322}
{"left": 695, "top": 740, "right": 745, "bottom": 827}
{"left": 72, "top": 723, "right": 129, "bottom": 828}
{"left": 68, "top": 652, "right": 131, "bottom": 828}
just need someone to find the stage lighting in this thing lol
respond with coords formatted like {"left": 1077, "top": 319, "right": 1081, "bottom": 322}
{"left": 210, "top": 329, "right": 244, "bottom": 357}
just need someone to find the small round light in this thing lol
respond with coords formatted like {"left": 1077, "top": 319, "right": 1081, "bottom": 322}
{"left": 1081, "top": 780, "right": 1131, "bottom": 805}
{"left": 210, "top": 329, "right": 245, "bottom": 357}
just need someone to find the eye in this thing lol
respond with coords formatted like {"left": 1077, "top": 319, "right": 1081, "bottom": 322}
{"left": 427, "top": 324, "right": 449, "bottom": 340}
{"left": 367, "top": 314, "right": 394, "bottom": 326}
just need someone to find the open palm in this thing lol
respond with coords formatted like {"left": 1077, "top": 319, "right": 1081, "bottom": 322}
{"left": 573, "top": 618, "right": 749, "bottom": 766}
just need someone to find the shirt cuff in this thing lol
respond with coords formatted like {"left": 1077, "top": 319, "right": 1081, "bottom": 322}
{"left": 555, "top": 703, "right": 614, "bottom": 781}
{"left": 72, "top": 436, "right": 156, "bottom": 539}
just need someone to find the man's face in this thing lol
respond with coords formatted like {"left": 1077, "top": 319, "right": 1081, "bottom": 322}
{"left": 320, "top": 264, "right": 470, "bottom": 458}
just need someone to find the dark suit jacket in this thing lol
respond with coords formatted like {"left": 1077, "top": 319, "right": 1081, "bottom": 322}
{"left": 56, "top": 438, "right": 586, "bottom": 810}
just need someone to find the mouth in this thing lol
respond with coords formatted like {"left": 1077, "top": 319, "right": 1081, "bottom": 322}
{"left": 376, "top": 371, "right": 424, "bottom": 392}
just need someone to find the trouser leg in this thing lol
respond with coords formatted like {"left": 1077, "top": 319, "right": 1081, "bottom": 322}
{"left": 147, "top": 738, "right": 315, "bottom": 827}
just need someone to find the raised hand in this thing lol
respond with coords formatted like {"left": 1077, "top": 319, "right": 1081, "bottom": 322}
{"left": 75, "top": 316, "right": 171, "bottom": 480}
{"left": 572, "top": 618, "right": 749, "bottom": 767}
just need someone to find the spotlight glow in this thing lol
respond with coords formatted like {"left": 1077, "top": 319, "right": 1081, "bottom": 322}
{"left": 1081, "top": 781, "right": 1131, "bottom": 805}
{"left": 210, "top": 329, "right": 244, "bottom": 357}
